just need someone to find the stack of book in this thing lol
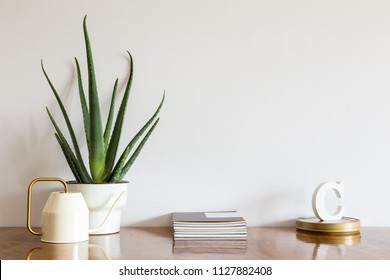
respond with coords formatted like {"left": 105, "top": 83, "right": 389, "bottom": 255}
{"left": 172, "top": 211, "right": 247, "bottom": 253}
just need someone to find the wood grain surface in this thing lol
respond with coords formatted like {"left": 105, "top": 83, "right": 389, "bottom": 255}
{"left": 0, "top": 227, "right": 389, "bottom": 260}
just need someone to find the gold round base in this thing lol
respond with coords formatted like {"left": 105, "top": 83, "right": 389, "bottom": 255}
{"left": 296, "top": 216, "right": 360, "bottom": 235}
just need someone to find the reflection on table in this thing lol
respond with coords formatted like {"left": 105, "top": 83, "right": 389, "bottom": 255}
{"left": 26, "top": 233, "right": 121, "bottom": 260}
{"left": 1, "top": 227, "right": 389, "bottom": 260}
{"left": 296, "top": 229, "right": 361, "bottom": 260}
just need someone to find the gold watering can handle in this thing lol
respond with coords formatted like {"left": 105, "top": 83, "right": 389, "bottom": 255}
{"left": 27, "top": 177, "right": 68, "bottom": 236}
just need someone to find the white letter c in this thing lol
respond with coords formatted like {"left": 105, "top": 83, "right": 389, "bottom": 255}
{"left": 312, "top": 182, "right": 345, "bottom": 221}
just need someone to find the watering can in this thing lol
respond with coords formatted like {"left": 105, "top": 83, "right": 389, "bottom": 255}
{"left": 27, "top": 177, "right": 124, "bottom": 243}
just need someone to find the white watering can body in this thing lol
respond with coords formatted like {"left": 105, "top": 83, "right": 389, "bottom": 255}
{"left": 27, "top": 178, "right": 124, "bottom": 243}
{"left": 41, "top": 191, "right": 89, "bottom": 243}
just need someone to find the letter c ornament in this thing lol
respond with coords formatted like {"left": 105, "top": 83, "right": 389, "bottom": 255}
{"left": 312, "top": 182, "right": 345, "bottom": 221}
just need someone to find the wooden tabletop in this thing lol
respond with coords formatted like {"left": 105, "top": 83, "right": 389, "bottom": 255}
{"left": 0, "top": 227, "right": 389, "bottom": 260}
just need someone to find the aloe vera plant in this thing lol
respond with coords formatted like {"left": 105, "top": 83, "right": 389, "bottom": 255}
{"left": 41, "top": 16, "right": 164, "bottom": 183}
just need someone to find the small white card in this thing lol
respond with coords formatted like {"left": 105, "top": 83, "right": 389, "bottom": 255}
{"left": 205, "top": 211, "right": 241, "bottom": 218}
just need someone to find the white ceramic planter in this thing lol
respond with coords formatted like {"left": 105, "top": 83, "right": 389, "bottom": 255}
{"left": 67, "top": 181, "right": 128, "bottom": 235}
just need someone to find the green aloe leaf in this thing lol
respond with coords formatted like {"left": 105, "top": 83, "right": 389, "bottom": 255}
{"left": 108, "top": 93, "right": 165, "bottom": 181}
{"left": 54, "top": 133, "right": 82, "bottom": 182}
{"left": 104, "top": 78, "right": 119, "bottom": 152}
{"left": 44, "top": 16, "right": 164, "bottom": 183}
{"left": 107, "top": 145, "right": 130, "bottom": 182}
{"left": 104, "top": 51, "right": 134, "bottom": 178}
{"left": 41, "top": 61, "right": 91, "bottom": 182}
{"left": 114, "top": 118, "right": 160, "bottom": 182}
{"left": 75, "top": 57, "right": 90, "bottom": 148}
{"left": 83, "top": 15, "right": 105, "bottom": 182}
{"left": 46, "top": 108, "right": 92, "bottom": 183}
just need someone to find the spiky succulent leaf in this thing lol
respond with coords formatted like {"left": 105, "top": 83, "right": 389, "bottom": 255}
{"left": 104, "top": 51, "right": 134, "bottom": 178}
{"left": 104, "top": 78, "right": 119, "bottom": 152}
{"left": 44, "top": 16, "right": 164, "bottom": 183}
{"left": 108, "top": 146, "right": 130, "bottom": 182}
{"left": 54, "top": 133, "right": 82, "bottom": 182}
{"left": 108, "top": 93, "right": 165, "bottom": 181}
{"left": 75, "top": 57, "right": 90, "bottom": 147}
{"left": 41, "top": 61, "right": 91, "bottom": 182}
{"left": 83, "top": 15, "right": 105, "bottom": 182}
{"left": 112, "top": 118, "right": 160, "bottom": 182}
{"left": 46, "top": 108, "right": 93, "bottom": 183}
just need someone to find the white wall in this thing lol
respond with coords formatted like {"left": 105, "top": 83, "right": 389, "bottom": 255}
{"left": 1, "top": 0, "right": 390, "bottom": 227}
